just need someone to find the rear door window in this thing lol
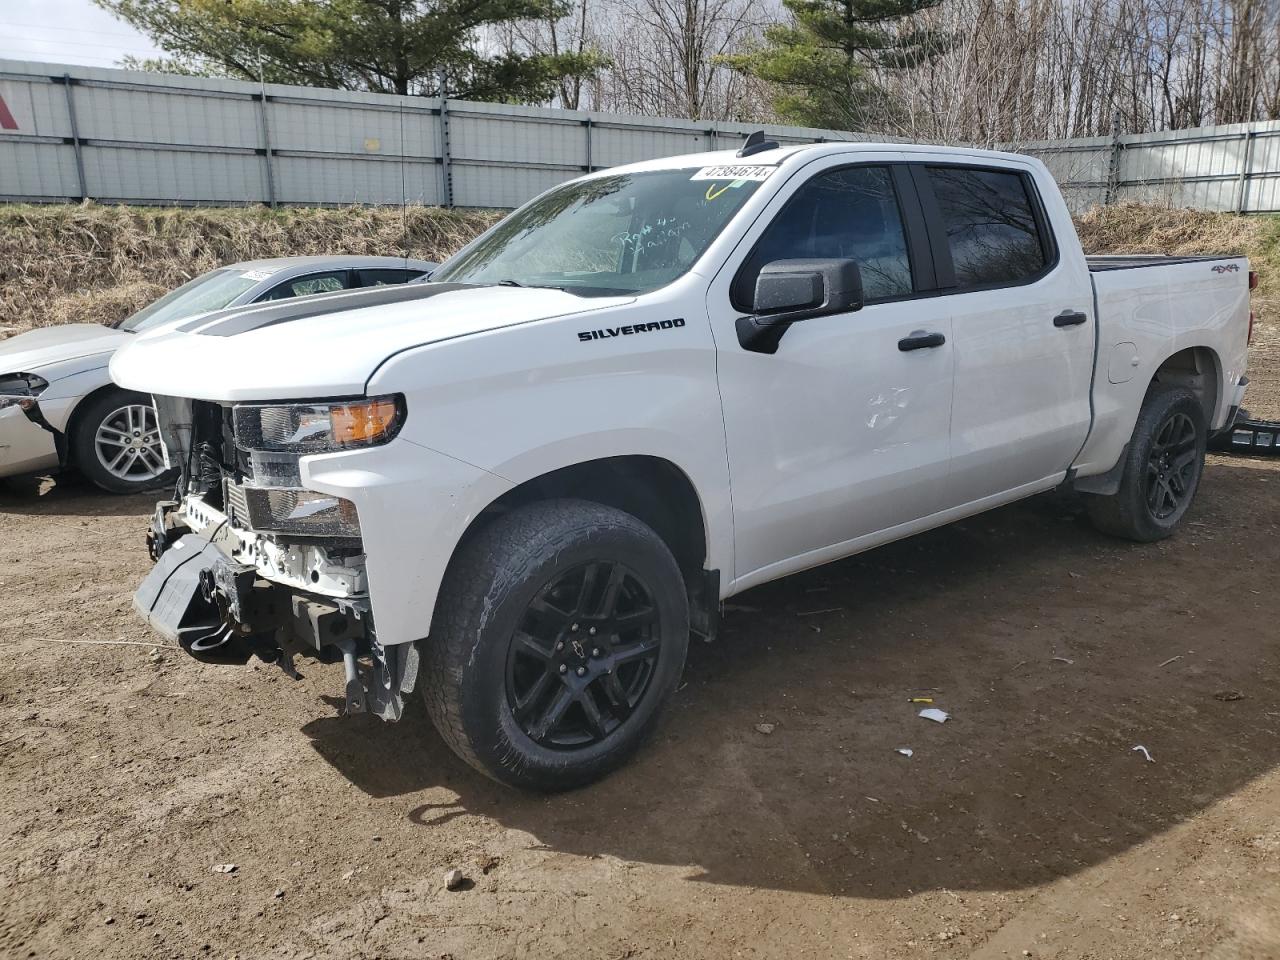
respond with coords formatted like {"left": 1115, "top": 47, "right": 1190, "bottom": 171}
{"left": 734, "top": 166, "right": 914, "bottom": 307}
{"left": 356, "top": 268, "right": 422, "bottom": 287}
{"left": 259, "top": 271, "right": 351, "bottom": 301}
{"left": 925, "top": 167, "right": 1048, "bottom": 289}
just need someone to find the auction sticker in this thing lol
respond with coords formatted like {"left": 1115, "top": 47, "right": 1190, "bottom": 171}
{"left": 690, "top": 164, "right": 775, "bottom": 182}
{"left": 239, "top": 269, "right": 280, "bottom": 281}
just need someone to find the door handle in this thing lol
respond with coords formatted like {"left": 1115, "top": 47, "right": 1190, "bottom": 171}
{"left": 898, "top": 331, "right": 946, "bottom": 351}
{"left": 1054, "top": 310, "right": 1088, "bottom": 327}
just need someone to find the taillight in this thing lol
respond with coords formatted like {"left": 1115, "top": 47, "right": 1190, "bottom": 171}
{"left": 1249, "top": 270, "right": 1259, "bottom": 290}
{"left": 1249, "top": 310, "right": 1255, "bottom": 345}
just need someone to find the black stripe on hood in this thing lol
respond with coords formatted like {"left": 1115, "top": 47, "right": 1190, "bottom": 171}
{"left": 177, "top": 283, "right": 476, "bottom": 338}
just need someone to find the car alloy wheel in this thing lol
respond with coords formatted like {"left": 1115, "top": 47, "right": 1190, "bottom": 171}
{"left": 505, "top": 560, "right": 662, "bottom": 749}
{"left": 94, "top": 403, "right": 167, "bottom": 482}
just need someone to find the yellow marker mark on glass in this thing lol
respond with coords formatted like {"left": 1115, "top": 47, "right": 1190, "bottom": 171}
{"left": 705, "top": 183, "right": 731, "bottom": 201}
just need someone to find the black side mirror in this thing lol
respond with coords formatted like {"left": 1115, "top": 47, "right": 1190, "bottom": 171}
{"left": 737, "top": 258, "right": 863, "bottom": 354}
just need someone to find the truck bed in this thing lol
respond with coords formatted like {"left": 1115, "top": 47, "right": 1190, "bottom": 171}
{"left": 1086, "top": 254, "right": 1239, "bottom": 272}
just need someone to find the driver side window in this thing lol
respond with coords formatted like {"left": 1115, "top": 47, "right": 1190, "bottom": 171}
{"left": 733, "top": 166, "right": 913, "bottom": 308}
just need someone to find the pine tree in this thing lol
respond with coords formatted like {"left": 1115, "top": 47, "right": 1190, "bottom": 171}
{"left": 97, "top": 0, "right": 608, "bottom": 104}
{"left": 721, "top": 0, "right": 946, "bottom": 130}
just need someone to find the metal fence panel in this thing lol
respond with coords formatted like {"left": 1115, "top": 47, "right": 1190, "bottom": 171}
{"left": 3, "top": 58, "right": 1280, "bottom": 214}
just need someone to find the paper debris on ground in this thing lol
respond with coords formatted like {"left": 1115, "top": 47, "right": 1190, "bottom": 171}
{"left": 896, "top": 748, "right": 914, "bottom": 757}
{"left": 1133, "top": 745, "right": 1154, "bottom": 763}
{"left": 918, "top": 708, "right": 949, "bottom": 723}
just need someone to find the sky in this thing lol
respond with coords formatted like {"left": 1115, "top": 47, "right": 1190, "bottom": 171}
{"left": 0, "top": 0, "right": 164, "bottom": 69}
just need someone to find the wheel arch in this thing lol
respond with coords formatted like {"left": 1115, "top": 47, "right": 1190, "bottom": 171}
{"left": 1150, "top": 345, "right": 1222, "bottom": 429}
{"left": 448, "top": 455, "right": 718, "bottom": 638}
{"left": 62, "top": 382, "right": 143, "bottom": 466}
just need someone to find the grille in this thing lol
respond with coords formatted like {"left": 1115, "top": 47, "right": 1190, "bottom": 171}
{"left": 222, "top": 479, "right": 359, "bottom": 537}
{"left": 225, "top": 479, "right": 251, "bottom": 527}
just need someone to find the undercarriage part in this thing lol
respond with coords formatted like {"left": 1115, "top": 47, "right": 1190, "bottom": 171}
{"left": 337, "top": 639, "right": 366, "bottom": 715}
{"left": 134, "top": 531, "right": 418, "bottom": 721}
{"left": 1209, "top": 410, "right": 1280, "bottom": 456}
{"left": 146, "top": 500, "right": 190, "bottom": 561}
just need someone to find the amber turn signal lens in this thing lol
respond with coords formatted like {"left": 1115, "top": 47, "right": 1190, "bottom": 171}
{"left": 330, "top": 398, "right": 401, "bottom": 447}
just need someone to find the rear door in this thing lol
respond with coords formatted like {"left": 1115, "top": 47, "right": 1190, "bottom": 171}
{"left": 708, "top": 155, "right": 956, "bottom": 586}
{"left": 912, "top": 161, "right": 1094, "bottom": 505}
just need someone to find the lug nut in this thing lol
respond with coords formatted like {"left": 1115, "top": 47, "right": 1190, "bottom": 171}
{"left": 570, "top": 623, "right": 579, "bottom": 632}
{"left": 588, "top": 626, "right": 597, "bottom": 636}
{"left": 559, "top": 664, "right": 568, "bottom": 674}
{"left": 576, "top": 666, "right": 587, "bottom": 677}
{"left": 556, "top": 641, "right": 565, "bottom": 651}
{"left": 592, "top": 648, "right": 601, "bottom": 657}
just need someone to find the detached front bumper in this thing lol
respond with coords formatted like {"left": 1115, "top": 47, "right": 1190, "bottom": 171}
{"left": 133, "top": 497, "right": 418, "bottom": 720}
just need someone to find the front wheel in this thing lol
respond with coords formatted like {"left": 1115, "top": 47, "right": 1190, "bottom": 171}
{"left": 70, "top": 389, "right": 176, "bottom": 494}
{"left": 1086, "top": 383, "right": 1207, "bottom": 542}
{"left": 422, "top": 499, "right": 690, "bottom": 791}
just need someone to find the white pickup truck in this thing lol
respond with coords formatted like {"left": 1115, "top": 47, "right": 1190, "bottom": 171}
{"left": 112, "top": 137, "right": 1253, "bottom": 790}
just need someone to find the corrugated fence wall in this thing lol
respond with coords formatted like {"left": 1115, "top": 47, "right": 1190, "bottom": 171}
{"left": 2, "top": 58, "right": 1279, "bottom": 213}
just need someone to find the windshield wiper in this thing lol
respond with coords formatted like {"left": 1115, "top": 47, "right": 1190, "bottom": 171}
{"left": 493, "top": 279, "right": 568, "bottom": 292}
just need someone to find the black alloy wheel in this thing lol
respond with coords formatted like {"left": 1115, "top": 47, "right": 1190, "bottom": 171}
{"left": 1145, "top": 411, "right": 1199, "bottom": 520}
{"left": 422, "top": 498, "right": 690, "bottom": 791}
{"left": 506, "top": 560, "right": 661, "bottom": 749}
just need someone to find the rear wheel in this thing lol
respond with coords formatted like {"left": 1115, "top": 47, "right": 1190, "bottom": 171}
{"left": 70, "top": 389, "right": 175, "bottom": 494}
{"left": 422, "top": 499, "right": 690, "bottom": 791}
{"left": 1087, "top": 383, "right": 1206, "bottom": 542}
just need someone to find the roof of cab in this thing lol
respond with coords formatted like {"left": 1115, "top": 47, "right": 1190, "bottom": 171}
{"left": 584, "top": 139, "right": 1041, "bottom": 180}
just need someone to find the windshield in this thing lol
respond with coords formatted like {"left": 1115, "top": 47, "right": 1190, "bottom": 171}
{"left": 119, "top": 267, "right": 264, "bottom": 332}
{"left": 432, "top": 167, "right": 767, "bottom": 296}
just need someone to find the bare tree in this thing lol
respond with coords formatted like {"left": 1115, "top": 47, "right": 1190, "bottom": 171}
{"left": 588, "top": 0, "right": 773, "bottom": 119}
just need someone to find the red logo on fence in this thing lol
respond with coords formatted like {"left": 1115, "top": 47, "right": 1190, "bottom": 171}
{"left": 0, "top": 95, "right": 17, "bottom": 130}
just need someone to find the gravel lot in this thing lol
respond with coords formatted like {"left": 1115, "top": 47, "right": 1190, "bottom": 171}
{"left": 2, "top": 448, "right": 1278, "bottom": 960}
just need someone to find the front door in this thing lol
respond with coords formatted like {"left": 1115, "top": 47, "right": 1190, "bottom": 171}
{"left": 706, "top": 158, "right": 955, "bottom": 588}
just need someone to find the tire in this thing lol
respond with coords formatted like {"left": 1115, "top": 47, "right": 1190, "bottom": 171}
{"left": 70, "top": 389, "right": 176, "bottom": 494}
{"left": 422, "top": 498, "right": 690, "bottom": 791}
{"left": 1086, "top": 383, "right": 1207, "bottom": 542}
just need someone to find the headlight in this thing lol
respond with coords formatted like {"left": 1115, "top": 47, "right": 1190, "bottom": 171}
{"left": 223, "top": 396, "right": 403, "bottom": 540}
{"left": 233, "top": 395, "right": 404, "bottom": 454}
{"left": 0, "top": 373, "right": 48, "bottom": 411}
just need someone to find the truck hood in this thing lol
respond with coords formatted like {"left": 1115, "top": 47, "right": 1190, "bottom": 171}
{"left": 110, "top": 283, "right": 633, "bottom": 401}
{"left": 0, "top": 324, "right": 129, "bottom": 376}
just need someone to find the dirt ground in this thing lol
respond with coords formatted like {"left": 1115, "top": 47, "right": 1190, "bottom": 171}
{"left": 0, "top": 443, "right": 1278, "bottom": 960}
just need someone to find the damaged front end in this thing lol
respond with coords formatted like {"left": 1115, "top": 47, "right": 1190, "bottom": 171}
{"left": 133, "top": 394, "right": 417, "bottom": 720}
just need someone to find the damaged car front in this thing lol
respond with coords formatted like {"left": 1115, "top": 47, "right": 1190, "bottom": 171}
{"left": 0, "top": 372, "right": 58, "bottom": 477}
{"left": 136, "top": 391, "right": 417, "bottom": 717}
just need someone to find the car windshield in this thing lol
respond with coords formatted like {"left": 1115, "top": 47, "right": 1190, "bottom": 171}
{"left": 118, "top": 268, "right": 264, "bottom": 332}
{"left": 432, "top": 168, "right": 766, "bottom": 296}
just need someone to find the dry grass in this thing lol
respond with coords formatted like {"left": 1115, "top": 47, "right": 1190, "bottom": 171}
{"left": 2, "top": 199, "right": 1277, "bottom": 336}
{"left": 0, "top": 203, "right": 498, "bottom": 335}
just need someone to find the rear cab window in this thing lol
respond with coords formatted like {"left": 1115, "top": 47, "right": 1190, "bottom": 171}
{"left": 356, "top": 268, "right": 423, "bottom": 287}
{"left": 923, "top": 166, "right": 1053, "bottom": 289}
{"left": 258, "top": 271, "right": 352, "bottom": 301}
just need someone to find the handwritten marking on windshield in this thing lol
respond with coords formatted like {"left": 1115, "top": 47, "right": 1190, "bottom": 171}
{"left": 611, "top": 217, "right": 692, "bottom": 252}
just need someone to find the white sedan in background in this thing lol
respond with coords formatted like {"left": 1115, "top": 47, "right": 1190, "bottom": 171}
{"left": 0, "top": 255, "right": 434, "bottom": 494}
